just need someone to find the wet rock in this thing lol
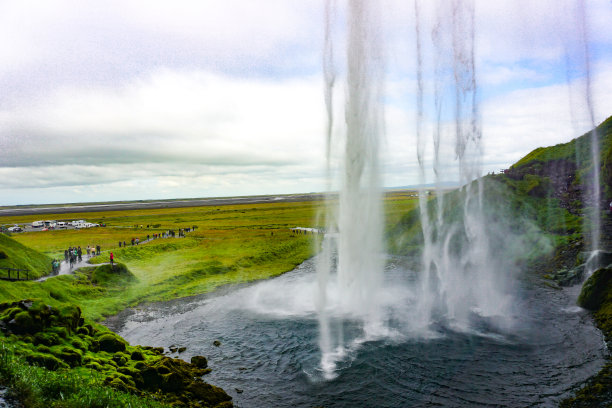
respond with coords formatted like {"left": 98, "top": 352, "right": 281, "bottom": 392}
{"left": 186, "top": 381, "right": 232, "bottom": 406}
{"left": 178, "top": 346, "right": 186, "bottom": 353}
{"left": 578, "top": 266, "right": 612, "bottom": 310}
{"left": 213, "top": 340, "right": 221, "bottom": 347}
{"left": 143, "top": 346, "right": 164, "bottom": 355}
{"left": 549, "top": 265, "right": 585, "bottom": 287}
{"left": 191, "top": 355, "right": 208, "bottom": 369}
{"left": 235, "top": 388, "right": 243, "bottom": 394}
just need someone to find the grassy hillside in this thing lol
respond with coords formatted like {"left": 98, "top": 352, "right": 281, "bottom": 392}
{"left": 0, "top": 234, "right": 52, "bottom": 279}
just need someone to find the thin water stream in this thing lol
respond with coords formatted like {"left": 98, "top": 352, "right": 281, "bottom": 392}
{"left": 107, "top": 257, "right": 606, "bottom": 407}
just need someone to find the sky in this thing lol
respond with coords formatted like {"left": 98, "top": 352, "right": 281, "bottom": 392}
{"left": 1, "top": 0, "right": 611, "bottom": 206}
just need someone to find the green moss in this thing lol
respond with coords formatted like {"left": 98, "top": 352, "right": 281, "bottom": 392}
{"left": 24, "top": 351, "right": 69, "bottom": 371}
{"left": 578, "top": 267, "right": 612, "bottom": 310}
{"left": 97, "top": 333, "right": 127, "bottom": 353}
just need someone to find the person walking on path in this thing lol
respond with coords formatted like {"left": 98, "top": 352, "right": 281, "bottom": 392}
{"left": 110, "top": 252, "right": 114, "bottom": 268}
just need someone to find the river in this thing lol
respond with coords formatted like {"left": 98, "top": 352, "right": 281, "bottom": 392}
{"left": 107, "top": 257, "right": 607, "bottom": 407}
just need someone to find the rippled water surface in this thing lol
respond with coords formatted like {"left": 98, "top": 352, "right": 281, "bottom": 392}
{"left": 109, "top": 259, "right": 606, "bottom": 407}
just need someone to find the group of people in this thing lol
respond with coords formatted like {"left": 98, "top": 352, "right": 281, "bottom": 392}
{"left": 116, "top": 226, "right": 197, "bottom": 248}
{"left": 62, "top": 245, "right": 101, "bottom": 268}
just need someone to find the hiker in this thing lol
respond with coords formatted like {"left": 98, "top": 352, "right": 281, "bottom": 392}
{"left": 96, "top": 245, "right": 100, "bottom": 255}
{"left": 86, "top": 246, "right": 91, "bottom": 256}
{"left": 109, "top": 252, "right": 114, "bottom": 267}
{"left": 77, "top": 247, "right": 82, "bottom": 262}
{"left": 123, "top": 241, "right": 126, "bottom": 247}
{"left": 64, "top": 249, "right": 69, "bottom": 261}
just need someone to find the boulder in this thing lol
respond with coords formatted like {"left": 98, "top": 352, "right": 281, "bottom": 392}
{"left": 191, "top": 355, "right": 208, "bottom": 369}
{"left": 97, "top": 333, "right": 127, "bottom": 353}
{"left": 578, "top": 267, "right": 612, "bottom": 310}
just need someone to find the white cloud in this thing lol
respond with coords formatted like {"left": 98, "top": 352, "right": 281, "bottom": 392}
{"left": 2, "top": 0, "right": 612, "bottom": 205}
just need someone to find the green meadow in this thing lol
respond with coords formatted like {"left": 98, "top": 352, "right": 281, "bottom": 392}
{"left": 1, "top": 193, "right": 418, "bottom": 320}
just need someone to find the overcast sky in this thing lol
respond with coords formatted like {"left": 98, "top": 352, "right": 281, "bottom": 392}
{"left": 1, "top": 0, "right": 611, "bottom": 205}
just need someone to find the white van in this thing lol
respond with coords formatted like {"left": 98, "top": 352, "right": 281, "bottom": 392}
{"left": 57, "top": 222, "right": 67, "bottom": 228}
{"left": 32, "top": 221, "right": 44, "bottom": 228}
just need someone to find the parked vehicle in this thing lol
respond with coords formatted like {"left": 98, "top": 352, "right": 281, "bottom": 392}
{"left": 57, "top": 222, "right": 67, "bottom": 228}
{"left": 32, "top": 221, "right": 44, "bottom": 228}
{"left": 7, "top": 225, "right": 22, "bottom": 232}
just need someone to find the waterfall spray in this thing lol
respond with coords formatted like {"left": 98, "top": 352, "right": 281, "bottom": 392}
{"left": 413, "top": 0, "right": 511, "bottom": 327}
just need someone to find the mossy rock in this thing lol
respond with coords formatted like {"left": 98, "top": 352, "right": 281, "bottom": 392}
{"left": 55, "top": 347, "right": 82, "bottom": 367}
{"left": 85, "top": 361, "right": 103, "bottom": 371}
{"left": 140, "top": 366, "right": 163, "bottom": 391}
{"left": 131, "top": 350, "right": 145, "bottom": 361}
{"left": 0, "top": 307, "right": 23, "bottom": 323}
{"left": 162, "top": 372, "right": 184, "bottom": 392}
{"left": 191, "top": 355, "right": 208, "bottom": 369}
{"left": 25, "top": 352, "right": 69, "bottom": 371}
{"left": 143, "top": 346, "right": 164, "bottom": 355}
{"left": 578, "top": 267, "right": 612, "bottom": 310}
{"left": 112, "top": 353, "right": 128, "bottom": 366}
{"left": 56, "top": 304, "right": 83, "bottom": 331}
{"left": 186, "top": 381, "right": 233, "bottom": 406}
{"left": 71, "top": 337, "right": 88, "bottom": 351}
{"left": 88, "top": 339, "right": 100, "bottom": 352}
{"left": 36, "top": 344, "right": 51, "bottom": 354}
{"left": 10, "top": 311, "right": 42, "bottom": 334}
{"left": 33, "top": 332, "right": 61, "bottom": 346}
{"left": 48, "top": 325, "right": 69, "bottom": 339}
{"left": 92, "top": 263, "right": 138, "bottom": 286}
{"left": 97, "top": 333, "right": 127, "bottom": 353}
{"left": 0, "top": 250, "right": 7, "bottom": 259}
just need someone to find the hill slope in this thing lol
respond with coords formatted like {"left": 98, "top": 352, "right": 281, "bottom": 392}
{"left": 0, "top": 233, "right": 52, "bottom": 279}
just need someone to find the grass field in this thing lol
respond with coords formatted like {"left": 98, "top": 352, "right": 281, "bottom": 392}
{"left": 0, "top": 192, "right": 419, "bottom": 320}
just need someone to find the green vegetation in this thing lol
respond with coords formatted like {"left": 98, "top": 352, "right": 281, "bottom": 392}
{"left": 0, "top": 298, "right": 231, "bottom": 408}
{"left": 0, "top": 234, "right": 52, "bottom": 280}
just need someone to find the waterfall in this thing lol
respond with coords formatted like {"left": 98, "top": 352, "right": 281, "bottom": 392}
{"left": 317, "top": 0, "right": 385, "bottom": 378}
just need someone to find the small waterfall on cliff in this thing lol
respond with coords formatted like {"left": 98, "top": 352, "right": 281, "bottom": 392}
{"left": 413, "top": 0, "right": 511, "bottom": 329}
{"left": 576, "top": 0, "right": 601, "bottom": 258}
{"left": 563, "top": 0, "right": 600, "bottom": 269}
